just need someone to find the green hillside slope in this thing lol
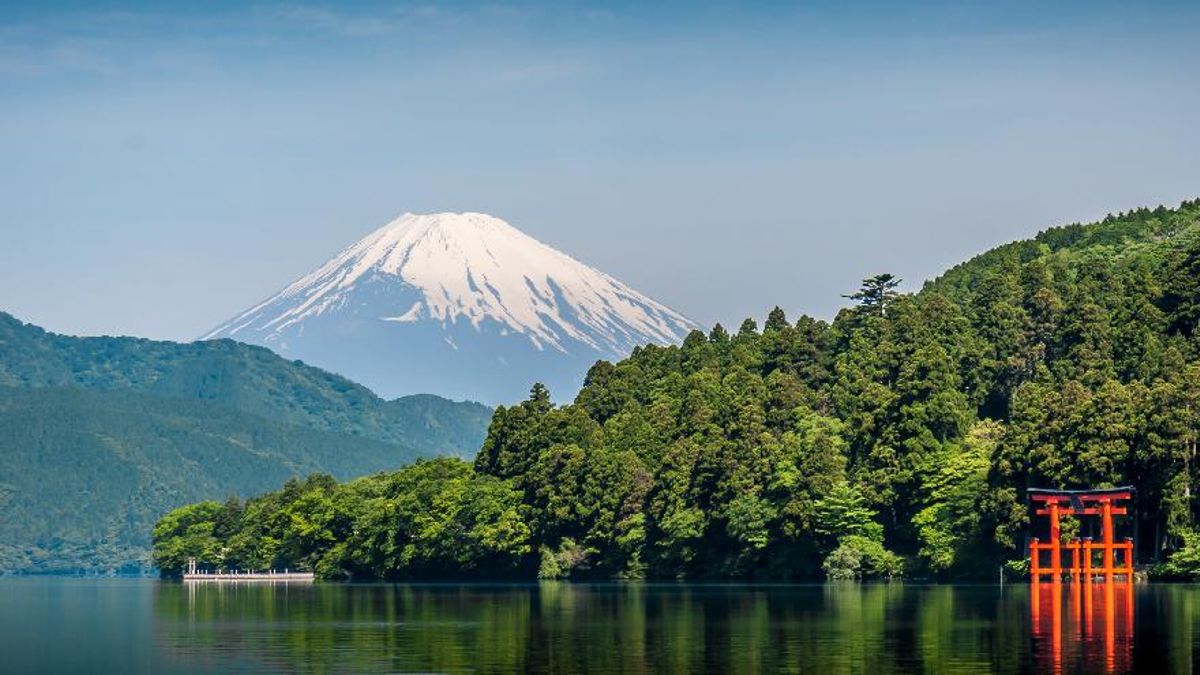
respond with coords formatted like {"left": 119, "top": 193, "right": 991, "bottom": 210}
{"left": 0, "top": 312, "right": 492, "bottom": 455}
{"left": 0, "top": 387, "right": 423, "bottom": 574}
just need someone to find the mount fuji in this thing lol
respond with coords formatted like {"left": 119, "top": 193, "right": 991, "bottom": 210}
{"left": 203, "top": 212, "right": 697, "bottom": 403}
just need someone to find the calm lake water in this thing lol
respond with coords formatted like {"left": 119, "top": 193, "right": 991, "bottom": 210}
{"left": 0, "top": 578, "right": 1195, "bottom": 673}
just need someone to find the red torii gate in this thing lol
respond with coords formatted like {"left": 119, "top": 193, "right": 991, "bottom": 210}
{"left": 1028, "top": 487, "right": 1135, "bottom": 582}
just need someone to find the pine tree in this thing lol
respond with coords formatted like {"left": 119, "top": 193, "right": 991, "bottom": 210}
{"left": 844, "top": 274, "right": 902, "bottom": 317}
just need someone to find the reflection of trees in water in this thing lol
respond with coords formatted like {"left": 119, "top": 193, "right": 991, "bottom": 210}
{"left": 916, "top": 586, "right": 1030, "bottom": 672}
{"left": 1159, "top": 585, "right": 1195, "bottom": 674}
{"left": 150, "top": 582, "right": 1188, "bottom": 673}
{"left": 154, "top": 583, "right": 537, "bottom": 672}
{"left": 151, "top": 584, "right": 934, "bottom": 673}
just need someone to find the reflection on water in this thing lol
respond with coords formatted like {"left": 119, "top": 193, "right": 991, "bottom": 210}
{"left": 2, "top": 579, "right": 1199, "bottom": 673}
{"left": 153, "top": 583, "right": 1000, "bottom": 673}
{"left": 1030, "top": 580, "right": 1135, "bottom": 673}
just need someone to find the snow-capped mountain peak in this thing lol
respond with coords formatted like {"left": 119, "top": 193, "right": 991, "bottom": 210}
{"left": 204, "top": 212, "right": 696, "bottom": 402}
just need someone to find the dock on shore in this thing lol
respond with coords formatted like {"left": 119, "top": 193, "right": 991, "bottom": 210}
{"left": 182, "top": 570, "right": 315, "bottom": 582}
{"left": 182, "top": 558, "right": 314, "bottom": 583}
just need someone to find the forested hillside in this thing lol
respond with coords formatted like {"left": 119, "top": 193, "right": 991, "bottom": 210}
{"left": 0, "top": 313, "right": 492, "bottom": 454}
{"left": 0, "top": 314, "right": 492, "bottom": 574}
{"left": 0, "top": 387, "right": 420, "bottom": 573}
{"left": 154, "top": 199, "right": 1200, "bottom": 580}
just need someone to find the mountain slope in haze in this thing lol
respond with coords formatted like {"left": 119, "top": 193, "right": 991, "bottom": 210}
{"left": 0, "top": 312, "right": 491, "bottom": 455}
{"left": 204, "top": 212, "right": 697, "bottom": 403}
{"left": 0, "top": 312, "right": 493, "bottom": 574}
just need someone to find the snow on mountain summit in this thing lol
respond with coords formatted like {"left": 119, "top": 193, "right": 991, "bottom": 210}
{"left": 204, "top": 212, "right": 697, "bottom": 403}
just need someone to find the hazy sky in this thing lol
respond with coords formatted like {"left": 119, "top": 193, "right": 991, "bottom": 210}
{"left": 1, "top": 0, "right": 1198, "bottom": 341}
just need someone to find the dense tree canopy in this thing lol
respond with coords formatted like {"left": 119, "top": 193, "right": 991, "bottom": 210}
{"left": 155, "top": 199, "right": 1200, "bottom": 580}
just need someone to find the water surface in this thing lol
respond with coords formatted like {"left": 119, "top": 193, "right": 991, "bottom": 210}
{"left": 0, "top": 579, "right": 1194, "bottom": 673}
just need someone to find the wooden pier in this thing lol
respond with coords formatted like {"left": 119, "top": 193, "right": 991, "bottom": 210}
{"left": 182, "top": 558, "right": 314, "bottom": 583}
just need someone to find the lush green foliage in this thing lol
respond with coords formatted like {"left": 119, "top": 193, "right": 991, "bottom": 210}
{"left": 1152, "top": 533, "right": 1200, "bottom": 580}
{"left": 156, "top": 199, "right": 1200, "bottom": 580}
{"left": 152, "top": 459, "right": 530, "bottom": 579}
{"left": 823, "top": 536, "right": 904, "bottom": 580}
{"left": 0, "top": 314, "right": 492, "bottom": 574}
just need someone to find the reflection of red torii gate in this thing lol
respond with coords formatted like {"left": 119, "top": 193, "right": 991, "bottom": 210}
{"left": 1028, "top": 487, "right": 1135, "bottom": 581}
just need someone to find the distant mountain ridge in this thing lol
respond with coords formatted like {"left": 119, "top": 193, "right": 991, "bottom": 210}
{"left": 0, "top": 312, "right": 490, "bottom": 454}
{"left": 204, "top": 212, "right": 697, "bottom": 403}
{"left": 0, "top": 311, "right": 492, "bottom": 574}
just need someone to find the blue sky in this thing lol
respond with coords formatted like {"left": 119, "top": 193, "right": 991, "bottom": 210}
{"left": 1, "top": 1, "right": 1198, "bottom": 340}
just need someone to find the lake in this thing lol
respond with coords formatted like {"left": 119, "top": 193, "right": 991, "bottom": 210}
{"left": 0, "top": 578, "right": 1193, "bottom": 673}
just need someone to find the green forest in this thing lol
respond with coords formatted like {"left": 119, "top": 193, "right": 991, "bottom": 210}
{"left": 154, "top": 199, "right": 1200, "bottom": 580}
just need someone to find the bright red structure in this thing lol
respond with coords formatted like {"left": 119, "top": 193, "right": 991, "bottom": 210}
{"left": 1028, "top": 487, "right": 1135, "bottom": 582}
